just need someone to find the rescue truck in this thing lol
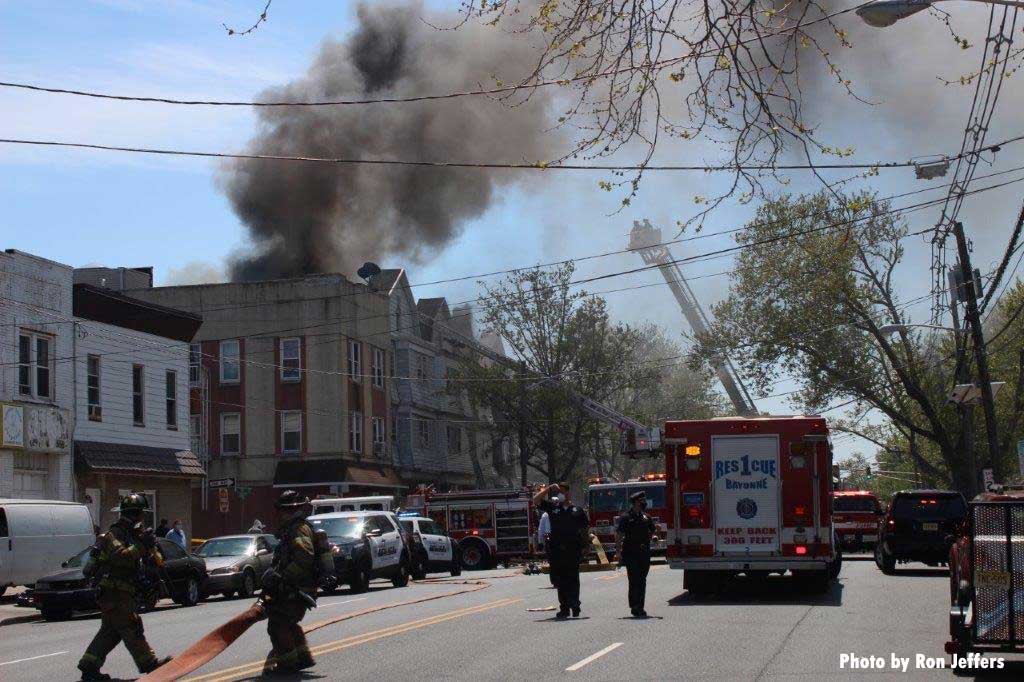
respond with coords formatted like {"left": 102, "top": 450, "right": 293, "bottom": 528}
{"left": 587, "top": 474, "right": 669, "bottom": 558}
{"left": 947, "top": 485, "right": 1024, "bottom": 658}
{"left": 664, "top": 416, "right": 842, "bottom": 593}
{"left": 404, "top": 487, "right": 538, "bottom": 571}
{"left": 831, "top": 490, "right": 882, "bottom": 552}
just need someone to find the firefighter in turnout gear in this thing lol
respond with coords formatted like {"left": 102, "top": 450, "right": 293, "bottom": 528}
{"left": 616, "top": 490, "right": 657, "bottom": 617}
{"left": 532, "top": 483, "right": 589, "bottom": 619}
{"left": 262, "top": 490, "right": 319, "bottom": 673}
{"left": 76, "top": 493, "right": 172, "bottom": 681}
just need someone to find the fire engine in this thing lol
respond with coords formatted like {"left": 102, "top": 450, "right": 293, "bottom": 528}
{"left": 587, "top": 474, "right": 669, "bottom": 557}
{"left": 665, "top": 416, "right": 842, "bottom": 594}
{"left": 404, "top": 487, "right": 538, "bottom": 571}
{"left": 831, "top": 490, "right": 882, "bottom": 552}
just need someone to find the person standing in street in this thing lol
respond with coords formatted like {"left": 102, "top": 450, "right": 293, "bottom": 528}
{"left": 166, "top": 519, "right": 186, "bottom": 549}
{"left": 261, "top": 490, "right": 318, "bottom": 673}
{"left": 76, "top": 494, "right": 172, "bottom": 681}
{"left": 616, "top": 490, "right": 657, "bottom": 617}
{"left": 532, "top": 483, "right": 588, "bottom": 618}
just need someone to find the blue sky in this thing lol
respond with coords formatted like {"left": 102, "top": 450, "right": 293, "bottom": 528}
{"left": 4, "top": 1, "right": 1024, "bottom": 466}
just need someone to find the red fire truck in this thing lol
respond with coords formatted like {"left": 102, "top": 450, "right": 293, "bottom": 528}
{"left": 665, "top": 416, "right": 842, "bottom": 593}
{"left": 587, "top": 474, "right": 669, "bottom": 558}
{"left": 831, "top": 490, "right": 882, "bottom": 552}
{"left": 404, "top": 487, "right": 538, "bottom": 571}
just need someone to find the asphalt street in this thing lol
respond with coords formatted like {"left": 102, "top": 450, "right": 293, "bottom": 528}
{"left": 2, "top": 557, "right": 1021, "bottom": 681}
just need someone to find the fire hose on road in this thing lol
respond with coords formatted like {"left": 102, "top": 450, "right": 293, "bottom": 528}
{"left": 140, "top": 575, "right": 515, "bottom": 682}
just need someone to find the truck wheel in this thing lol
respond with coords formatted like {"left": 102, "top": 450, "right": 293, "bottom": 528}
{"left": 460, "top": 540, "right": 490, "bottom": 571}
{"left": 874, "top": 544, "right": 896, "bottom": 575}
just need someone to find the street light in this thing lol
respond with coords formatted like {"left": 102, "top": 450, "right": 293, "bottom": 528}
{"left": 856, "top": 0, "right": 1024, "bottom": 28}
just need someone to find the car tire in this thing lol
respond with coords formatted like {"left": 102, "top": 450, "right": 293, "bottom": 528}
{"left": 411, "top": 561, "right": 427, "bottom": 581}
{"left": 349, "top": 563, "right": 370, "bottom": 594}
{"left": 177, "top": 576, "right": 200, "bottom": 607}
{"left": 460, "top": 539, "right": 490, "bottom": 571}
{"left": 450, "top": 558, "right": 462, "bottom": 577}
{"left": 874, "top": 543, "right": 896, "bottom": 574}
{"left": 392, "top": 559, "right": 410, "bottom": 588}
{"left": 239, "top": 571, "right": 256, "bottom": 599}
{"left": 41, "top": 607, "right": 72, "bottom": 621}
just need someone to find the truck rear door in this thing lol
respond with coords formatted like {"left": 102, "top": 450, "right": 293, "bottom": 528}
{"left": 712, "top": 436, "right": 780, "bottom": 555}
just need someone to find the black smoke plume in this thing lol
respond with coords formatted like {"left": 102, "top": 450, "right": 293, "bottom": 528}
{"left": 223, "top": 1, "right": 558, "bottom": 282}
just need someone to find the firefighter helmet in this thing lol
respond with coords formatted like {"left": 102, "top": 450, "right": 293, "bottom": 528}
{"left": 118, "top": 493, "right": 150, "bottom": 513}
{"left": 274, "top": 490, "right": 311, "bottom": 510}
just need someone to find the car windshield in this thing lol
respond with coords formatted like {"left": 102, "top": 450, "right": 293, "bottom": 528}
{"left": 588, "top": 487, "right": 629, "bottom": 513}
{"left": 893, "top": 495, "right": 966, "bottom": 521}
{"left": 834, "top": 496, "right": 880, "bottom": 513}
{"left": 65, "top": 547, "right": 93, "bottom": 568}
{"left": 196, "top": 538, "right": 254, "bottom": 558}
{"left": 311, "top": 517, "right": 365, "bottom": 540}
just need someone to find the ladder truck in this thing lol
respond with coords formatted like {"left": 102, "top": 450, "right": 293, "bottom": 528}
{"left": 628, "top": 219, "right": 758, "bottom": 417}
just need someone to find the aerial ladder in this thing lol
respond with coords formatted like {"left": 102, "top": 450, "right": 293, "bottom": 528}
{"left": 451, "top": 335, "right": 661, "bottom": 458}
{"left": 628, "top": 219, "right": 758, "bottom": 417}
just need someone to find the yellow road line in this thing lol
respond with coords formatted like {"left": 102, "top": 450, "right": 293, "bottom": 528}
{"left": 187, "top": 598, "right": 522, "bottom": 682}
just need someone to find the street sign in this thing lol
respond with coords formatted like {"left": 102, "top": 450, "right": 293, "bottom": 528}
{"left": 218, "top": 488, "right": 229, "bottom": 500}
{"left": 208, "top": 477, "right": 235, "bottom": 489}
{"left": 1018, "top": 440, "right": 1024, "bottom": 478}
{"left": 982, "top": 468, "right": 995, "bottom": 491}
{"left": 236, "top": 486, "right": 253, "bottom": 500}
{"left": 219, "top": 498, "right": 229, "bottom": 513}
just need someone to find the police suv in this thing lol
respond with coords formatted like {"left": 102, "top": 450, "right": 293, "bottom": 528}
{"left": 397, "top": 513, "right": 462, "bottom": 579}
{"left": 308, "top": 510, "right": 411, "bottom": 593}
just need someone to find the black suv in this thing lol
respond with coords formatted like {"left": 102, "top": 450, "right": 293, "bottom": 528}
{"left": 874, "top": 490, "right": 967, "bottom": 574}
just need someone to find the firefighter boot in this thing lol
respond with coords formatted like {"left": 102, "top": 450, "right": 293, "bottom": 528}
{"left": 139, "top": 656, "right": 173, "bottom": 674}
{"left": 295, "top": 647, "right": 315, "bottom": 671}
{"left": 78, "top": 653, "right": 111, "bottom": 681}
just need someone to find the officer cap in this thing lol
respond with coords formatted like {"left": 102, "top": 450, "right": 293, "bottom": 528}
{"left": 119, "top": 492, "right": 150, "bottom": 513}
{"left": 275, "top": 489, "right": 311, "bottom": 509}
{"left": 630, "top": 491, "right": 647, "bottom": 503}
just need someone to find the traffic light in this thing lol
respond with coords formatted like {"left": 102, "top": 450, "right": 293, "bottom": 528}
{"left": 865, "top": 465, "right": 871, "bottom": 476}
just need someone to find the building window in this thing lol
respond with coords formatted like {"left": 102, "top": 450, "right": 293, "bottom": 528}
{"left": 415, "top": 353, "right": 427, "bottom": 381}
{"left": 166, "top": 370, "right": 178, "bottom": 429}
{"left": 416, "top": 420, "right": 430, "bottom": 449}
{"left": 189, "top": 343, "right": 202, "bottom": 385}
{"left": 280, "top": 338, "right": 301, "bottom": 382}
{"left": 348, "top": 340, "right": 362, "bottom": 381}
{"left": 221, "top": 413, "right": 241, "bottom": 455}
{"left": 132, "top": 365, "right": 145, "bottom": 426}
{"left": 349, "top": 412, "right": 363, "bottom": 453}
{"left": 371, "top": 348, "right": 385, "bottom": 388}
{"left": 190, "top": 414, "right": 203, "bottom": 457}
{"left": 390, "top": 413, "right": 397, "bottom": 444}
{"left": 282, "top": 411, "right": 302, "bottom": 454}
{"left": 87, "top": 355, "right": 102, "bottom": 421}
{"left": 220, "top": 339, "right": 240, "bottom": 384}
{"left": 372, "top": 417, "right": 385, "bottom": 445}
{"left": 18, "top": 332, "right": 52, "bottom": 399}
{"left": 447, "top": 425, "right": 461, "bottom": 455}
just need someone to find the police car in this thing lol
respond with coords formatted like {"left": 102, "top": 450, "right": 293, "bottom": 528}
{"left": 308, "top": 510, "right": 412, "bottom": 593}
{"left": 398, "top": 513, "right": 462, "bottom": 579}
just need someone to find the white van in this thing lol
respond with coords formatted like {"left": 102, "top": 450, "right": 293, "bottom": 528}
{"left": 0, "top": 499, "right": 95, "bottom": 594}
{"left": 309, "top": 495, "right": 394, "bottom": 515}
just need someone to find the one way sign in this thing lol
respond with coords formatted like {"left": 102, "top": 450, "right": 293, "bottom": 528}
{"left": 208, "top": 477, "right": 235, "bottom": 489}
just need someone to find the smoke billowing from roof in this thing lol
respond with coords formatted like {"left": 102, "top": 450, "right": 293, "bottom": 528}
{"left": 223, "top": 1, "right": 558, "bottom": 282}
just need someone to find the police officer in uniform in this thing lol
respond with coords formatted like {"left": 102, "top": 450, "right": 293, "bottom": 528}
{"left": 77, "top": 493, "right": 172, "bottom": 681}
{"left": 616, "top": 490, "right": 657, "bottom": 617}
{"left": 261, "top": 490, "right": 318, "bottom": 673}
{"left": 532, "top": 483, "right": 589, "bottom": 619}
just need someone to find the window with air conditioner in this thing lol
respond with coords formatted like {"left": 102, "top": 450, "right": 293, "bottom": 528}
{"left": 87, "top": 355, "right": 102, "bottom": 421}
{"left": 18, "top": 332, "right": 53, "bottom": 399}
{"left": 282, "top": 411, "right": 302, "bottom": 454}
{"left": 281, "top": 338, "right": 301, "bottom": 382}
{"left": 349, "top": 412, "right": 363, "bottom": 453}
{"left": 220, "top": 339, "right": 240, "bottom": 384}
{"left": 221, "top": 413, "right": 241, "bottom": 455}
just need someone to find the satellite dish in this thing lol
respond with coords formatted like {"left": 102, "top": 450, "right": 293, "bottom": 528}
{"left": 357, "top": 262, "right": 382, "bottom": 283}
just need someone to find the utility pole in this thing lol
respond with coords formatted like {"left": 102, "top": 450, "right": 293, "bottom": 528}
{"left": 953, "top": 221, "right": 1001, "bottom": 483}
{"left": 948, "top": 275, "right": 977, "bottom": 496}
{"left": 518, "top": 361, "right": 528, "bottom": 487}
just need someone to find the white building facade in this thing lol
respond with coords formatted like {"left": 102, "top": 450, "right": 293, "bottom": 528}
{"left": 0, "top": 250, "right": 75, "bottom": 500}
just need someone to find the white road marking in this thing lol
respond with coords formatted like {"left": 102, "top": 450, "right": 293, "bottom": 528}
{"left": 0, "top": 651, "right": 67, "bottom": 666}
{"left": 318, "top": 597, "right": 368, "bottom": 608}
{"left": 566, "top": 642, "right": 623, "bottom": 672}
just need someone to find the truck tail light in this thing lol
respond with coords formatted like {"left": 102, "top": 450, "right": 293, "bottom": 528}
{"left": 887, "top": 518, "right": 895, "bottom": 529}
{"left": 795, "top": 545, "right": 808, "bottom": 555}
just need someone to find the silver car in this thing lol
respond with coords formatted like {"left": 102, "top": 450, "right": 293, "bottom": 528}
{"left": 195, "top": 534, "right": 277, "bottom": 599}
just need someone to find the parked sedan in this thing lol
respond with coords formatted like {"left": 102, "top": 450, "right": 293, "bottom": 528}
{"left": 195, "top": 534, "right": 277, "bottom": 599}
{"left": 32, "top": 538, "right": 208, "bottom": 621}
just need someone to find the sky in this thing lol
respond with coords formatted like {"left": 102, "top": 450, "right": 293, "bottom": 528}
{"left": 4, "top": 0, "right": 1024, "bottom": 468}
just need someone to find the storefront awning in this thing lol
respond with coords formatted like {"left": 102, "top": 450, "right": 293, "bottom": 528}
{"left": 273, "top": 459, "right": 404, "bottom": 489}
{"left": 75, "top": 440, "right": 205, "bottom": 477}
